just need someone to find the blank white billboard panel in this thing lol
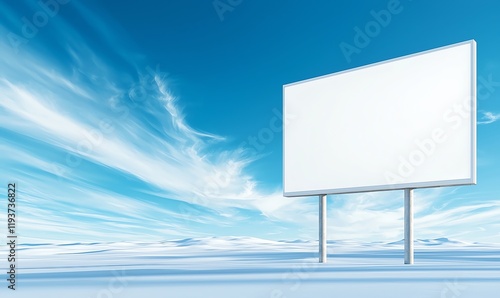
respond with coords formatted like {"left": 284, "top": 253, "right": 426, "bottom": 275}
{"left": 283, "top": 40, "right": 476, "bottom": 197}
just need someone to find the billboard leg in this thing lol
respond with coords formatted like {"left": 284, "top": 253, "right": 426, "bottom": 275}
{"left": 404, "top": 188, "right": 414, "bottom": 264}
{"left": 319, "top": 194, "right": 327, "bottom": 263}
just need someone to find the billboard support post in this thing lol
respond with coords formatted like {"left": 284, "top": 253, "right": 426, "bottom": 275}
{"left": 404, "top": 188, "right": 414, "bottom": 264}
{"left": 319, "top": 194, "right": 327, "bottom": 263}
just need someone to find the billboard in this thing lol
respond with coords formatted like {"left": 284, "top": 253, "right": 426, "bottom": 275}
{"left": 283, "top": 40, "right": 476, "bottom": 197}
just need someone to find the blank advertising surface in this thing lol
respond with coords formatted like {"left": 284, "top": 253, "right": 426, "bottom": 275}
{"left": 283, "top": 40, "right": 476, "bottom": 197}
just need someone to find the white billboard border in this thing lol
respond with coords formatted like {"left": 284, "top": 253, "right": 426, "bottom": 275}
{"left": 283, "top": 40, "right": 477, "bottom": 198}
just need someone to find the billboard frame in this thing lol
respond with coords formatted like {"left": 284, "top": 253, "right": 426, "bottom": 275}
{"left": 283, "top": 40, "right": 477, "bottom": 197}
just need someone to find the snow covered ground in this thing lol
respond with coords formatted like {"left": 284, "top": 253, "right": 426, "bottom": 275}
{"left": 1, "top": 237, "right": 499, "bottom": 298}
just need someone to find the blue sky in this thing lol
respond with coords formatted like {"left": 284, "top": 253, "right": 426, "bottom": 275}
{"left": 0, "top": 0, "right": 499, "bottom": 243}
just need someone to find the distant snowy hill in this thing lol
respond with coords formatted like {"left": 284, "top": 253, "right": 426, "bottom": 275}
{"left": 1, "top": 237, "right": 498, "bottom": 298}
{"left": 386, "top": 237, "right": 474, "bottom": 247}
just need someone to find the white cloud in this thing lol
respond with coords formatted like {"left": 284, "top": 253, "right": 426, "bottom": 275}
{"left": 478, "top": 111, "right": 500, "bottom": 125}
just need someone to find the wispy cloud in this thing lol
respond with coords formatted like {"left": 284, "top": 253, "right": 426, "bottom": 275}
{"left": 478, "top": 111, "right": 500, "bottom": 125}
{"left": 0, "top": 2, "right": 283, "bottom": 242}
